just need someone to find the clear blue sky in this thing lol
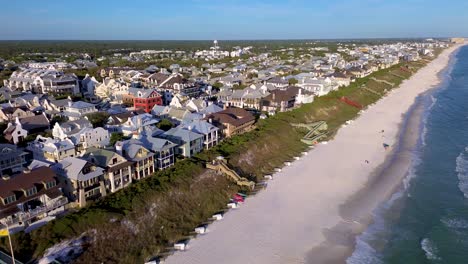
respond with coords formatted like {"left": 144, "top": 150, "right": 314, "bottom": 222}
{"left": 2, "top": 0, "right": 467, "bottom": 40}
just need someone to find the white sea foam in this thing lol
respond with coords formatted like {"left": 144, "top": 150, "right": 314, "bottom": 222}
{"left": 456, "top": 147, "right": 468, "bottom": 198}
{"left": 441, "top": 217, "right": 468, "bottom": 229}
{"left": 421, "top": 238, "right": 441, "bottom": 261}
{"left": 348, "top": 140, "right": 423, "bottom": 263}
{"left": 346, "top": 191, "right": 404, "bottom": 264}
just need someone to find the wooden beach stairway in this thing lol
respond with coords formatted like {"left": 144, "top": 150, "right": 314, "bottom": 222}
{"left": 206, "top": 159, "right": 255, "bottom": 189}
{"left": 370, "top": 77, "right": 395, "bottom": 87}
{"left": 361, "top": 86, "right": 382, "bottom": 96}
{"left": 291, "top": 121, "right": 328, "bottom": 145}
{"left": 390, "top": 72, "right": 405, "bottom": 79}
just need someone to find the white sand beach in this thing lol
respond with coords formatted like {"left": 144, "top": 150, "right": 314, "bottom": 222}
{"left": 164, "top": 44, "right": 463, "bottom": 264}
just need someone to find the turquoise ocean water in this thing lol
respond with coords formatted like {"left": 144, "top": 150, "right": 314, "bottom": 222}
{"left": 347, "top": 45, "right": 468, "bottom": 264}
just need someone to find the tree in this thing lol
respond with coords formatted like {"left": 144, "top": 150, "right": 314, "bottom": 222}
{"left": 109, "top": 132, "right": 125, "bottom": 146}
{"left": 288, "top": 78, "right": 298, "bottom": 85}
{"left": 157, "top": 119, "right": 174, "bottom": 131}
{"left": 86, "top": 112, "right": 110, "bottom": 128}
{"left": 50, "top": 115, "right": 68, "bottom": 128}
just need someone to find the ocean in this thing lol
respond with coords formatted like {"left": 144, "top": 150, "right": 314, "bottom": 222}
{"left": 347, "top": 45, "right": 468, "bottom": 264}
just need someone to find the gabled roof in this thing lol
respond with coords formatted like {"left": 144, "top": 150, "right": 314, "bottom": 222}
{"left": 162, "top": 126, "right": 204, "bottom": 143}
{"left": 0, "top": 167, "right": 57, "bottom": 199}
{"left": 120, "top": 139, "right": 153, "bottom": 160}
{"left": 55, "top": 157, "right": 104, "bottom": 182}
{"left": 205, "top": 107, "right": 255, "bottom": 127}
{"left": 200, "top": 103, "right": 223, "bottom": 115}
{"left": 82, "top": 147, "right": 124, "bottom": 167}
{"left": 128, "top": 88, "right": 160, "bottom": 98}
{"left": 69, "top": 101, "right": 95, "bottom": 109}
{"left": 181, "top": 119, "right": 219, "bottom": 135}
{"left": 19, "top": 114, "right": 49, "bottom": 131}
{"left": 138, "top": 135, "right": 177, "bottom": 152}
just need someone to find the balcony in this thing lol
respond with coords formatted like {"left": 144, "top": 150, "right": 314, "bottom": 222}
{"left": 2, "top": 197, "right": 68, "bottom": 225}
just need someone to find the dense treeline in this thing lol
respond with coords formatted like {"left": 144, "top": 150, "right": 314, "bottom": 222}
{"left": 0, "top": 39, "right": 432, "bottom": 60}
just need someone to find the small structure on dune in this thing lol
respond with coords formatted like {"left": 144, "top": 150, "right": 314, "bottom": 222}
{"left": 291, "top": 121, "right": 328, "bottom": 145}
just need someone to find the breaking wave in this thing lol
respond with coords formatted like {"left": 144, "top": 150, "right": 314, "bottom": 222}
{"left": 441, "top": 217, "right": 468, "bottom": 230}
{"left": 456, "top": 147, "right": 468, "bottom": 198}
{"left": 421, "top": 238, "right": 441, "bottom": 261}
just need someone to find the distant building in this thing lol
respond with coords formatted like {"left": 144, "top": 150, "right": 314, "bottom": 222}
{"left": 450, "top": 38, "right": 465, "bottom": 44}
{"left": 62, "top": 101, "right": 97, "bottom": 121}
{"left": 4, "top": 69, "right": 79, "bottom": 95}
{"left": 27, "top": 136, "right": 76, "bottom": 162}
{"left": 125, "top": 88, "right": 163, "bottom": 113}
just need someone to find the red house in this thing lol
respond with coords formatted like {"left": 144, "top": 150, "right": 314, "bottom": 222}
{"left": 128, "top": 88, "right": 163, "bottom": 113}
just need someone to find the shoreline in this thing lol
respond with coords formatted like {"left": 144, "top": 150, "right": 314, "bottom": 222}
{"left": 163, "top": 44, "right": 464, "bottom": 264}
{"left": 340, "top": 43, "right": 463, "bottom": 264}
{"left": 306, "top": 93, "right": 428, "bottom": 264}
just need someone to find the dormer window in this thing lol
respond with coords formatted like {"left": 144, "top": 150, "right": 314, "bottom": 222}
{"left": 46, "top": 181, "right": 56, "bottom": 189}
{"left": 3, "top": 195, "right": 16, "bottom": 205}
{"left": 26, "top": 187, "right": 37, "bottom": 197}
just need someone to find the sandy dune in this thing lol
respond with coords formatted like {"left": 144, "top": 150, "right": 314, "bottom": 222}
{"left": 164, "top": 44, "right": 463, "bottom": 264}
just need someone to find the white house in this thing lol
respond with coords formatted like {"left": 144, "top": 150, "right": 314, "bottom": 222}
{"left": 27, "top": 136, "right": 76, "bottom": 162}
{"left": 3, "top": 117, "right": 28, "bottom": 144}
{"left": 63, "top": 101, "right": 97, "bottom": 121}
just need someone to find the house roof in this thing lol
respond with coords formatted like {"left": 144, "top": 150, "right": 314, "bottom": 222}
{"left": 163, "top": 126, "right": 204, "bottom": 143}
{"left": 69, "top": 101, "right": 95, "bottom": 109}
{"left": 82, "top": 147, "right": 132, "bottom": 171}
{"left": 205, "top": 107, "right": 255, "bottom": 127}
{"left": 262, "top": 86, "right": 299, "bottom": 103}
{"left": 19, "top": 114, "right": 49, "bottom": 131}
{"left": 120, "top": 139, "right": 153, "bottom": 160}
{"left": 200, "top": 103, "right": 223, "bottom": 115}
{"left": 0, "top": 144, "right": 27, "bottom": 162}
{"left": 0, "top": 167, "right": 57, "bottom": 198}
{"left": 55, "top": 157, "right": 104, "bottom": 182}
{"left": 181, "top": 119, "right": 219, "bottom": 135}
{"left": 138, "top": 135, "right": 177, "bottom": 152}
{"left": 128, "top": 88, "right": 160, "bottom": 98}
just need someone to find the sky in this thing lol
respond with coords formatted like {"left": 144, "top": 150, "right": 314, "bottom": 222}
{"left": 1, "top": 0, "right": 467, "bottom": 40}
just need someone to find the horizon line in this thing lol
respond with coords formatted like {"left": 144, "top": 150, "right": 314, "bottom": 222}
{"left": 0, "top": 37, "right": 457, "bottom": 42}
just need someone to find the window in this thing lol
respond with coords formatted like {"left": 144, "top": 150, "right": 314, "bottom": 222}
{"left": 26, "top": 187, "right": 37, "bottom": 197}
{"left": 46, "top": 181, "right": 56, "bottom": 189}
{"left": 3, "top": 195, "right": 16, "bottom": 205}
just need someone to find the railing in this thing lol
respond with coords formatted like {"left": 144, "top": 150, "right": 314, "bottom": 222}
{"left": 2, "top": 197, "right": 68, "bottom": 225}
{"left": 206, "top": 160, "right": 255, "bottom": 189}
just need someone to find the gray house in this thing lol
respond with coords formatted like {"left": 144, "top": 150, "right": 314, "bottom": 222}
{"left": 139, "top": 134, "right": 177, "bottom": 170}
{"left": 180, "top": 120, "right": 219, "bottom": 149}
{"left": 160, "top": 127, "right": 204, "bottom": 158}
{"left": 0, "top": 144, "right": 27, "bottom": 176}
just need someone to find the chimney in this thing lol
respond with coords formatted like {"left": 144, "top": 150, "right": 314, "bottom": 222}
{"left": 68, "top": 101, "right": 73, "bottom": 107}
{"left": 115, "top": 142, "right": 123, "bottom": 155}
{"left": 209, "top": 118, "right": 213, "bottom": 124}
{"left": 188, "top": 125, "right": 193, "bottom": 131}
